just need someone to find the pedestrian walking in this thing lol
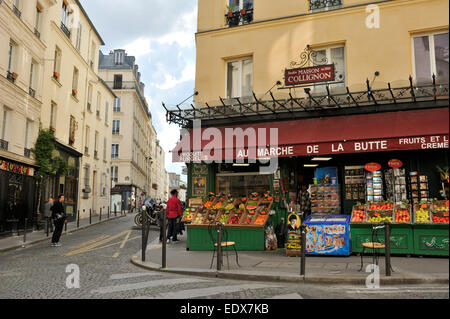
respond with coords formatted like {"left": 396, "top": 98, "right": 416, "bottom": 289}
{"left": 50, "top": 194, "right": 66, "bottom": 247}
{"left": 166, "top": 189, "right": 182, "bottom": 243}
{"left": 43, "top": 198, "right": 54, "bottom": 232}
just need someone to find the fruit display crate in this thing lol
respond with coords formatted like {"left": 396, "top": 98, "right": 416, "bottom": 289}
{"left": 412, "top": 224, "right": 449, "bottom": 256}
{"left": 350, "top": 223, "right": 414, "bottom": 255}
{"left": 186, "top": 224, "right": 265, "bottom": 251}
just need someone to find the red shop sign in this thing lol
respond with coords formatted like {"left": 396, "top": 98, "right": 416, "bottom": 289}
{"left": 365, "top": 162, "right": 382, "bottom": 172}
{"left": 388, "top": 159, "right": 403, "bottom": 169}
{"left": 285, "top": 64, "right": 335, "bottom": 86}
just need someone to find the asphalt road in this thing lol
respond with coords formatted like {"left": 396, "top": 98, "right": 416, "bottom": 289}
{"left": 0, "top": 214, "right": 448, "bottom": 300}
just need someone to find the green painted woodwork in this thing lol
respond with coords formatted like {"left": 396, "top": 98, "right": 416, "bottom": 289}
{"left": 413, "top": 224, "right": 449, "bottom": 256}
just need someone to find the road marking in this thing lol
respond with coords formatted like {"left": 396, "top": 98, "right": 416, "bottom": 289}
{"left": 270, "top": 293, "right": 303, "bottom": 299}
{"left": 109, "top": 273, "right": 162, "bottom": 280}
{"left": 112, "top": 253, "right": 119, "bottom": 258}
{"left": 138, "top": 283, "right": 283, "bottom": 299}
{"left": 69, "top": 235, "right": 110, "bottom": 249}
{"left": 91, "top": 278, "right": 210, "bottom": 294}
{"left": 119, "top": 230, "right": 132, "bottom": 249}
{"left": 347, "top": 290, "right": 448, "bottom": 294}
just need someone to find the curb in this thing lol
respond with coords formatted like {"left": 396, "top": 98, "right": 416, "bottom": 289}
{"left": 0, "top": 214, "right": 127, "bottom": 254}
{"left": 130, "top": 257, "right": 449, "bottom": 286}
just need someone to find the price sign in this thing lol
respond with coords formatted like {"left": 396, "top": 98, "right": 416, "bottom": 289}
{"left": 388, "top": 159, "right": 403, "bottom": 169}
{"left": 365, "top": 162, "right": 382, "bottom": 172}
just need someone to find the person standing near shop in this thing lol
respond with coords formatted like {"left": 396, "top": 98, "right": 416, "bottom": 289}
{"left": 43, "top": 198, "right": 54, "bottom": 232}
{"left": 297, "top": 184, "right": 312, "bottom": 219}
{"left": 50, "top": 194, "right": 66, "bottom": 247}
{"left": 166, "top": 189, "right": 182, "bottom": 243}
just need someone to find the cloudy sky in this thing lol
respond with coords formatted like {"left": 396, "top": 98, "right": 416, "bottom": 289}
{"left": 79, "top": 0, "right": 197, "bottom": 181}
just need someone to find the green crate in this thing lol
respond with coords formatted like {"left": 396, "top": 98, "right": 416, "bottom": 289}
{"left": 413, "top": 224, "right": 449, "bottom": 256}
{"left": 186, "top": 225, "right": 265, "bottom": 251}
{"left": 350, "top": 223, "right": 414, "bottom": 255}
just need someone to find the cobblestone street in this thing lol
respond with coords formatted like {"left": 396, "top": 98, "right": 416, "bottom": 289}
{"left": 0, "top": 214, "right": 448, "bottom": 299}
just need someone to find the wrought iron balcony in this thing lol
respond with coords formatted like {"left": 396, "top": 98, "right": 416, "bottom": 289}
{"left": 0, "top": 139, "right": 8, "bottom": 151}
{"left": 60, "top": 21, "right": 71, "bottom": 39}
{"left": 96, "top": 110, "right": 100, "bottom": 117}
{"left": 85, "top": 146, "right": 89, "bottom": 155}
{"left": 225, "top": 8, "right": 253, "bottom": 27}
{"left": 24, "top": 148, "right": 31, "bottom": 158}
{"left": 94, "top": 150, "right": 98, "bottom": 159}
{"left": 13, "top": 6, "right": 22, "bottom": 19}
{"left": 6, "top": 71, "right": 15, "bottom": 83}
{"left": 29, "top": 87, "right": 36, "bottom": 98}
{"left": 87, "top": 102, "right": 91, "bottom": 111}
{"left": 34, "top": 28, "right": 41, "bottom": 39}
{"left": 309, "top": 0, "right": 342, "bottom": 12}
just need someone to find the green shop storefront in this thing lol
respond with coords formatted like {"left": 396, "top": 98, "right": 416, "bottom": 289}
{"left": 170, "top": 102, "right": 449, "bottom": 255}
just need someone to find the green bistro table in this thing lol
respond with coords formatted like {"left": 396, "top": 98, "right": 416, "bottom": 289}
{"left": 413, "top": 223, "right": 449, "bottom": 256}
{"left": 186, "top": 224, "right": 266, "bottom": 251}
{"left": 350, "top": 223, "right": 414, "bottom": 255}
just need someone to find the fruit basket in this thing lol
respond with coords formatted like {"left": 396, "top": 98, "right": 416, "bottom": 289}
{"left": 393, "top": 204, "right": 412, "bottom": 224}
{"left": 351, "top": 204, "right": 366, "bottom": 223}
{"left": 204, "top": 210, "right": 220, "bottom": 225}
{"left": 227, "top": 210, "right": 243, "bottom": 225}
{"left": 192, "top": 211, "right": 207, "bottom": 225}
{"left": 253, "top": 214, "right": 269, "bottom": 226}
{"left": 414, "top": 202, "right": 432, "bottom": 224}
{"left": 430, "top": 200, "right": 449, "bottom": 224}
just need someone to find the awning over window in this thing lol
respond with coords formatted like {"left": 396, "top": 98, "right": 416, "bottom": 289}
{"left": 172, "top": 108, "right": 449, "bottom": 163}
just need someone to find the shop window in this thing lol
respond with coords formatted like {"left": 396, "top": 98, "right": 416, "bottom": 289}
{"left": 413, "top": 32, "right": 449, "bottom": 84}
{"left": 311, "top": 46, "right": 346, "bottom": 94}
{"left": 111, "top": 166, "right": 118, "bottom": 183}
{"left": 216, "top": 174, "right": 271, "bottom": 197}
{"left": 226, "top": 57, "right": 253, "bottom": 99}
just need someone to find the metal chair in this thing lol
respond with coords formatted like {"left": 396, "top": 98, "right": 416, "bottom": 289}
{"left": 359, "top": 224, "right": 394, "bottom": 272}
{"left": 207, "top": 223, "right": 240, "bottom": 269}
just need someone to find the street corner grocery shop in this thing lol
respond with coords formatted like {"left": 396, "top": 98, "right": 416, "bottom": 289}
{"left": 165, "top": 78, "right": 449, "bottom": 258}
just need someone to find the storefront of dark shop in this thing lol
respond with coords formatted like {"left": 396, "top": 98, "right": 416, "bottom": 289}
{"left": 166, "top": 73, "right": 449, "bottom": 252}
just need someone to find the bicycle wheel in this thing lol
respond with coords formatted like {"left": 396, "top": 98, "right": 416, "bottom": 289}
{"left": 134, "top": 213, "right": 143, "bottom": 226}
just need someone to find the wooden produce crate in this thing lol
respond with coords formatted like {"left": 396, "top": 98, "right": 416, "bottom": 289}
{"left": 350, "top": 204, "right": 367, "bottom": 223}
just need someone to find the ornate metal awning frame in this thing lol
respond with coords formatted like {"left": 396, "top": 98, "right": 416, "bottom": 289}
{"left": 163, "top": 75, "right": 449, "bottom": 129}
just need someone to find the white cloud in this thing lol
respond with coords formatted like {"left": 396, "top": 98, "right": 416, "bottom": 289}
{"left": 123, "top": 38, "right": 153, "bottom": 57}
{"left": 155, "top": 64, "right": 195, "bottom": 90}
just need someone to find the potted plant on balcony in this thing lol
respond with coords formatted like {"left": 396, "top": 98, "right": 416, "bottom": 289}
{"left": 226, "top": 4, "right": 235, "bottom": 17}
{"left": 69, "top": 137, "right": 75, "bottom": 144}
{"left": 72, "top": 89, "right": 78, "bottom": 96}
{"left": 12, "top": 72, "right": 19, "bottom": 80}
{"left": 240, "top": 8, "right": 246, "bottom": 15}
{"left": 53, "top": 71, "right": 60, "bottom": 79}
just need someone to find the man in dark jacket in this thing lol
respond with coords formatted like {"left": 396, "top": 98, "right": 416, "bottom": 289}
{"left": 50, "top": 194, "right": 66, "bottom": 247}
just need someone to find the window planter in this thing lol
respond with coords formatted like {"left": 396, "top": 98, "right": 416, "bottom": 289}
{"left": 53, "top": 72, "right": 60, "bottom": 80}
{"left": 69, "top": 137, "right": 75, "bottom": 145}
{"left": 12, "top": 72, "right": 18, "bottom": 80}
{"left": 72, "top": 89, "right": 78, "bottom": 96}
{"left": 240, "top": 9, "right": 246, "bottom": 15}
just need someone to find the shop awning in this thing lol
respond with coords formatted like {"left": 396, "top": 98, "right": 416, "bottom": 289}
{"left": 172, "top": 108, "right": 449, "bottom": 162}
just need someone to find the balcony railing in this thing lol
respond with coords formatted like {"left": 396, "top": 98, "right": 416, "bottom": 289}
{"left": 29, "top": 87, "right": 36, "bottom": 98}
{"left": 85, "top": 146, "right": 89, "bottom": 155}
{"left": 94, "top": 150, "right": 98, "bottom": 159}
{"left": 13, "top": 6, "right": 22, "bottom": 19}
{"left": 60, "top": 21, "right": 71, "bottom": 39}
{"left": 309, "top": 0, "right": 343, "bottom": 12}
{"left": 24, "top": 148, "right": 31, "bottom": 158}
{"left": 6, "top": 71, "right": 15, "bottom": 83}
{"left": 0, "top": 139, "right": 9, "bottom": 151}
{"left": 225, "top": 8, "right": 253, "bottom": 27}
{"left": 112, "top": 130, "right": 120, "bottom": 136}
{"left": 96, "top": 110, "right": 100, "bottom": 117}
{"left": 87, "top": 102, "right": 91, "bottom": 111}
{"left": 34, "top": 28, "right": 41, "bottom": 39}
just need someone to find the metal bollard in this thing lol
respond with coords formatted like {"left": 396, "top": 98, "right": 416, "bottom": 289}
{"left": 114, "top": 204, "right": 117, "bottom": 217}
{"left": 99, "top": 207, "right": 102, "bottom": 221}
{"left": 108, "top": 206, "right": 110, "bottom": 219}
{"left": 23, "top": 218, "right": 28, "bottom": 243}
{"left": 77, "top": 210, "right": 80, "bottom": 228}
{"left": 89, "top": 209, "right": 92, "bottom": 224}
{"left": 384, "top": 221, "right": 392, "bottom": 277}
{"left": 300, "top": 224, "right": 306, "bottom": 276}
{"left": 141, "top": 208, "right": 148, "bottom": 262}
{"left": 162, "top": 211, "right": 167, "bottom": 269}
{"left": 46, "top": 217, "right": 50, "bottom": 237}
{"left": 217, "top": 222, "right": 223, "bottom": 271}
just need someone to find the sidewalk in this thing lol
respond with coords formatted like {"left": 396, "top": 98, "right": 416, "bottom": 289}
{"left": 0, "top": 212, "right": 127, "bottom": 253}
{"left": 131, "top": 232, "right": 449, "bottom": 285}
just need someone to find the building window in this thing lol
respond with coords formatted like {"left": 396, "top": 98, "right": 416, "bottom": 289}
{"left": 111, "top": 143, "right": 119, "bottom": 159}
{"left": 113, "top": 98, "right": 121, "bottom": 112}
{"left": 7, "top": 40, "right": 18, "bottom": 82}
{"left": 105, "top": 101, "right": 109, "bottom": 124}
{"left": 13, "top": 0, "right": 22, "bottom": 18}
{"left": 29, "top": 60, "right": 37, "bottom": 97}
{"left": 112, "top": 120, "right": 120, "bottom": 135}
{"left": 24, "top": 119, "right": 32, "bottom": 155}
{"left": 413, "top": 32, "right": 449, "bottom": 84}
{"left": 226, "top": 57, "right": 253, "bottom": 98}
{"left": 50, "top": 102, "right": 57, "bottom": 132}
{"left": 226, "top": 0, "right": 253, "bottom": 26}
{"left": 83, "top": 165, "right": 90, "bottom": 190}
{"left": 61, "top": 1, "right": 71, "bottom": 38}
{"left": 1, "top": 108, "right": 8, "bottom": 142}
{"left": 96, "top": 92, "right": 101, "bottom": 117}
{"left": 312, "top": 46, "right": 346, "bottom": 93}
{"left": 94, "top": 131, "right": 99, "bottom": 159}
{"left": 85, "top": 126, "right": 90, "bottom": 154}
{"left": 103, "top": 137, "right": 107, "bottom": 161}
{"left": 309, "top": 0, "right": 342, "bottom": 13}
{"left": 76, "top": 22, "right": 82, "bottom": 51}
{"left": 113, "top": 74, "right": 122, "bottom": 89}
{"left": 53, "top": 47, "right": 62, "bottom": 81}
{"left": 72, "top": 67, "right": 79, "bottom": 97}
{"left": 87, "top": 84, "right": 93, "bottom": 111}
{"left": 114, "top": 50, "right": 124, "bottom": 65}
{"left": 90, "top": 41, "right": 96, "bottom": 69}
{"left": 111, "top": 166, "right": 119, "bottom": 183}
{"left": 35, "top": 4, "right": 42, "bottom": 38}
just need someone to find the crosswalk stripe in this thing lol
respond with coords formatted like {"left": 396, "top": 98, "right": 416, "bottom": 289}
{"left": 109, "top": 273, "right": 161, "bottom": 280}
{"left": 270, "top": 293, "right": 303, "bottom": 299}
{"left": 91, "top": 278, "right": 210, "bottom": 294}
{"left": 136, "top": 283, "right": 283, "bottom": 299}
{"left": 346, "top": 290, "right": 448, "bottom": 294}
